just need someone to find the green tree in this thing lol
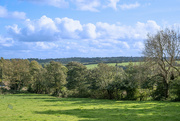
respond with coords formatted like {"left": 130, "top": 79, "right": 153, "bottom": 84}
{"left": 122, "top": 62, "right": 139, "bottom": 100}
{"left": 107, "top": 63, "right": 140, "bottom": 100}
{"left": 0, "top": 58, "right": 4, "bottom": 82}
{"left": 46, "top": 61, "right": 67, "bottom": 97}
{"left": 66, "top": 62, "right": 88, "bottom": 97}
{"left": 28, "top": 60, "right": 46, "bottom": 93}
{"left": 170, "top": 76, "right": 180, "bottom": 100}
{"left": 88, "top": 63, "right": 116, "bottom": 99}
{"left": 143, "top": 28, "right": 180, "bottom": 99}
{"left": 0, "top": 58, "right": 13, "bottom": 87}
{"left": 10, "top": 59, "right": 31, "bottom": 91}
{"left": 106, "top": 67, "right": 125, "bottom": 99}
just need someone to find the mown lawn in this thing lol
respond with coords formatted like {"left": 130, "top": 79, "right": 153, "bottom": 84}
{"left": 0, "top": 94, "right": 180, "bottom": 121}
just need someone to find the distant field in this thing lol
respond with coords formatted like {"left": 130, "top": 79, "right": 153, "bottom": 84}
{"left": 0, "top": 94, "right": 180, "bottom": 121}
{"left": 85, "top": 62, "right": 141, "bottom": 69}
{"left": 85, "top": 61, "right": 180, "bottom": 69}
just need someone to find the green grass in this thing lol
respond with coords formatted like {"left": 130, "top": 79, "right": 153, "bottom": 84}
{"left": 0, "top": 94, "right": 180, "bottom": 121}
{"left": 85, "top": 62, "right": 141, "bottom": 69}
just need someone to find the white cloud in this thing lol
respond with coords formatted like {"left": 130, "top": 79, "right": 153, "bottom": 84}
{"left": 2, "top": 1, "right": 179, "bottom": 58}
{"left": 11, "top": 11, "right": 26, "bottom": 19}
{"left": 36, "top": 42, "right": 58, "bottom": 49}
{"left": 119, "top": 2, "right": 140, "bottom": 10}
{"left": 82, "top": 23, "right": 97, "bottom": 39}
{"left": 72, "top": 0, "right": 100, "bottom": 12}
{"left": 37, "top": 16, "right": 58, "bottom": 32}
{"left": 19, "top": 0, "right": 148, "bottom": 12}
{"left": 92, "top": 39, "right": 130, "bottom": 49}
{"left": 55, "top": 17, "right": 83, "bottom": 39}
{"left": 0, "top": 5, "right": 26, "bottom": 19}
{"left": 22, "top": 15, "right": 59, "bottom": 38}
{"left": 106, "top": 0, "right": 120, "bottom": 10}
{"left": 0, "top": 36, "right": 14, "bottom": 47}
{"left": 47, "top": 0, "right": 68, "bottom": 8}
{"left": 95, "top": 20, "right": 160, "bottom": 40}
{"left": 134, "top": 20, "right": 161, "bottom": 39}
{"left": 122, "top": 41, "right": 130, "bottom": 49}
{"left": 96, "top": 22, "right": 126, "bottom": 39}
{"left": 23, "top": 0, "right": 69, "bottom": 8}
{"left": 6, "top": 24, "right": 21, "bottom": 34}
{"left": 5, "top": 16, "right": 161, "bottom": 57}
{"left": 166, "top": 23, "right": 180, "bottom": 30}
{"left": 6, "top": 16, "right": 83, "bottom": 41}
{"left": 6, "top": 16, "right": 161, "bottom": 42}
{"left": 56, "top": 17, "right": 83, "bottom": 32}
{"left": 133, "top": 41, "right": 144, "bottom": 51}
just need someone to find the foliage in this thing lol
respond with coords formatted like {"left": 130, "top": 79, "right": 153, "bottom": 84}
{"left": 10, "top": 59, "right": 31, "bottom": 91}
{"left": 87, "top": 63, "right": 116, "bottom": 99}
{"left": 66, "top": 62, "right": 90, "bottom": 97}
{"left": 143, "top": 28, "right": 180, "bottom": 99}
{"left": 45, "top": 61, "right": 67, "bottom": 97}
{"left": 28, "top": 68, "right": 47, "bottom": 94}
{"left": 151, "top": 76, "right": 167, "bottom": 100}
{"left": 170, "top": 76, "right": 180, "bottom": 101}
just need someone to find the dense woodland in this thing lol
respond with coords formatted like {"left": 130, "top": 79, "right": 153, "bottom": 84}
{"left": 0, "top": 28, "right": 180, "bottom": 101}
{"left": 27, "top": 56, "right": 144, "bottom": 65}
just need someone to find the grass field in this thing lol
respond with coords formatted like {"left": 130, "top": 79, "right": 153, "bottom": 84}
{"left": 0, "top": 94, "right": 180, "bottom": 121}
{"left": 85, "top": 62, "right": 141, "bottom": 69}
{"left": 85, "top": 61, "right": 180, "bottom": 69}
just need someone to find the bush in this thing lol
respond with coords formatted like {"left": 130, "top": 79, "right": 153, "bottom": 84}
{"left": 152, "top": 82, "right": 166, "bottom": 101}
{"left": 170, "top": 76, "right": 180, "bottom": 101}
{"left": 137, "top": 89, "right": 152, "bottom": 101}
{"left": 151, "top": 76, "right": 167, "bottom": 101}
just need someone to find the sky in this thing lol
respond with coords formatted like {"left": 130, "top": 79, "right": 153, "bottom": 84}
{"left": 0, "top": 0, "right": 180, "bottom": 59}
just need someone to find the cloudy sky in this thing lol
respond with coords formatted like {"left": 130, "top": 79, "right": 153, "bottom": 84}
{"left": 0, "top": 0, "right": 180, "bottom": 59}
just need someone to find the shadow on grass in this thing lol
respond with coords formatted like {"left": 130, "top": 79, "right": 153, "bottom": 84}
{"left": 34, "top": 105, "right": 180, "bottom": 121}
{"left": 4, "top": 93, "right": 49, "bottom": 97}
{"left": 2, "top": 93, "right": 180, "bottom": 120}
{"left": 34, "top": 98, "right": 180, "bottom": 121}
{"left": 42, "top": 98, "right": 161, "bottom": 107}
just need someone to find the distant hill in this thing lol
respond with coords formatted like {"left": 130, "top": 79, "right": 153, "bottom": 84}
{"left": 27, "top": 56, "right": 144, "bottom": 65}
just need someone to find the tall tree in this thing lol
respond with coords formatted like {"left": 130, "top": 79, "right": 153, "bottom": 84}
{"left": 46, "top": 61, "right": 67, "bottom": 96}
{"left": 0, "top": 58, "right": 13, "bottom": 87}
{"left": 88, "top": 63, "right": 116, "bottom": 99}
{"left": 143, "top": 28, "right": 180, "bottom": 99}
{"left": 10, "top": 59, "right": 31, "bottom": 90}
{"left": 29, "top": 60, "right": 45, "bottom": 93}
{"left": 66, "top": 62, "right": 88, "bottom": 96}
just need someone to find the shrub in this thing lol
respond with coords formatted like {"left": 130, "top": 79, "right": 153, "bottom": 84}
{"left": 170, "top": 76, "right": 180, "bottom": 101}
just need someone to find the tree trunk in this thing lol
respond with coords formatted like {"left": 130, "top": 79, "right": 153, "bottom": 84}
{"left": 107, "top": 90, "right": 113, "bottom": 99}
{"left": 161, "top": 74, "right": 169, "bottom": 99}
{"left": 17, "top": 81, "right": 21, "bottom": 91}
{"left": 164, "top": 81, "right": 169, "bottom": 99}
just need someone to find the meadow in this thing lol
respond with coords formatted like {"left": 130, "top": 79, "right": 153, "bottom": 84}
{"left": 0, "top": 93, "right": 180, "bottom": 121}
{"left": 85, "top": 61, "right": 180, "bottom": 69}
{"left": 85, "top": 62, "right": 141, "bottom": 69}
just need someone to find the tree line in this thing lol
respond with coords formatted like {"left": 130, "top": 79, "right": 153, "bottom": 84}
{"left": 0, "top": 28, "right": 180, "bottom": 101}
{"left": 27, "top": 56, "right": 144, "bottom": 65}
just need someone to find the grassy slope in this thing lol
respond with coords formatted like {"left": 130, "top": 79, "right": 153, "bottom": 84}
{"left": 85, "top": 62, "right": 141, "bottom": 69}
{"left": 85, "top": 61, "right": 180, "bottom": 69}
{"left": 0, "top": 94, "right": 180, "bottom": 121}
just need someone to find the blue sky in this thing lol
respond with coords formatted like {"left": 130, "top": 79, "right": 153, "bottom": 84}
{"left": 0, "top": 0, "right": 180, "bottom": 59}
